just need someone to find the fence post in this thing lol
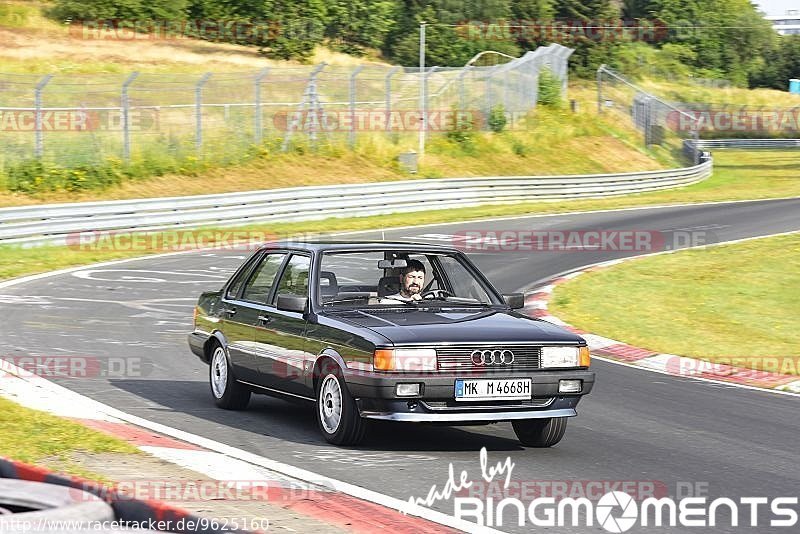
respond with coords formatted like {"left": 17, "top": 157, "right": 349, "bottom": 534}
{"left": 349, "top": 65, "right": 364, "bottom": 148}
{"left": 195, "top": 73, "right": 212, "bottom": 154}
{"left": 34, "top": 74, "right": 53, "bottom": 159}
{"left": 254, "top": 68, "right": 269, "bottom": 145}
{"left": 457, "top": 66, "right": 471, "bottom": 110}
{"left": 418, "top": 21, "right": 426, "bottom": 158}
{"left": 597, "top": 65, "right": 605, "bottom": 114}
{"left": 485, "top": 66, "right": 497, "bottom": 114}
{"left": 421, "top": 66, "right": 438, "bottom": 159}
{"left": 384, "top": 66, "right": 400, "bottom": 133}
{"left": 121, "top": 72, "right": 139, "bottom": 161}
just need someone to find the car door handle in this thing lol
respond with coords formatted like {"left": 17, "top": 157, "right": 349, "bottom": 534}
{"left": 257, "top": 315, "right": 272, "bottom": 324}
{"left": 222, "top": 307, "right": 237, "bottom": 316}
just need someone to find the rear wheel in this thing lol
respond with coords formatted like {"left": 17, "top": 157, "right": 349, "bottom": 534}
{"left": 316, "top": 366, "right": 366, "bottom": 446}
{"left": 209, "top": 342, "right": 250, "bottom": 410}
{"left": 512, "top": 417, "right": 567, "bottom": 447}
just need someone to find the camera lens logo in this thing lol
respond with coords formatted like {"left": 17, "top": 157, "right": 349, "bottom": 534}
{"left": 596, "top": 491, "right": 638, "bottom": 533}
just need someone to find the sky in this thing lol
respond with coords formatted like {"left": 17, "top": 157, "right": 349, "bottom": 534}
{"left": 753, "top": 0, "right": 799, "bottom": 16}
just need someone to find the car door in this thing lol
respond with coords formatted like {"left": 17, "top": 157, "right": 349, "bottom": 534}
{"left": 252, "top": 253, "right": 313, "bottom": 397}
{"left": 223, "top": 251, "right": 288, "bottom": 384}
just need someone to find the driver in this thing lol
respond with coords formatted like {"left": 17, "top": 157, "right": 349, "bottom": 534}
{"left": 380, "top": 260, "right": 425, "bottom": 303}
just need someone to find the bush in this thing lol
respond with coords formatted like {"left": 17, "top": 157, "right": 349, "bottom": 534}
{"left": 488, "top": 105, "right": 507, "bottom": 133}
{"left": 537, "top": 69, "right": 562, "bottom": 107}
{"left": 4, "top": 159, "right": 123, "bottom": 194}
{"left": 445, "top": 109, "right": 477, "bottom": 155}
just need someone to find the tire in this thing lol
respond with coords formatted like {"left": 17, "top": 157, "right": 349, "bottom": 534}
{"left": 209, "top": 342, "right": 250, "bottom": 410}
{"left": 315, "top": 365, "right": 366, "bottom": 446}
{"left": 512, "top": 417, "right": 567, "bottom": 447}
{"left": 0, "top": 479, "right": 114, "bottom": 526}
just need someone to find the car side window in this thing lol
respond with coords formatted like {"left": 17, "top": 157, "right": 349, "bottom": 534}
{"left": 225, "top": 252, "right": 262, "bottom": 300}
{"left": 275, "top": 254, "right": 311, "bottom": 298}
{"left": 241, "top": 253, "right": 287, "bottom": 303}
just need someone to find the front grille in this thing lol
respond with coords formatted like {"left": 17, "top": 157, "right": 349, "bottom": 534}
{"left": 422, "top": 398, "right": 554, "bottom": 411}
{"left": 436, "top": 345, "right": 542, "bottom": 371}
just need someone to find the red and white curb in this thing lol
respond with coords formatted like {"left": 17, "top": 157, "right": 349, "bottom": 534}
{"left": 0, "top": 361, "right": 486, "bottom": 533}
{"left": 523, "top": 262, "right": 800, "bottom": 396}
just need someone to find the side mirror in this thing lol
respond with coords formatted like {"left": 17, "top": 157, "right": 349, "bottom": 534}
{"left": 503, "top": 293, "right": 525, "bottom": 310}
{"left": 276, "top": 294, "right": 308, "bottom": 314}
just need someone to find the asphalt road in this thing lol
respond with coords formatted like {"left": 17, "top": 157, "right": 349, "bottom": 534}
{"left": 3, "top": 197, "right": 799, "bottom": 533}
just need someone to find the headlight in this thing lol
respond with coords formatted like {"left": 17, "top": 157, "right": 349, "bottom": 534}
{"left": 373, "top": 348, "right": 437, "bottom": 372}
{"left": 541, "top": 346, "right": 590, "bottom": 368}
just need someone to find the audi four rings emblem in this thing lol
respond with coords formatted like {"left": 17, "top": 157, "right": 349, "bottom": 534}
{"left": 471, "top": 349, "right": 515, "bottom": 366}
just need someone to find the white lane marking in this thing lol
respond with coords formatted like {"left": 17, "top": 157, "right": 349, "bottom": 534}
{"left": 291, "top": 449, "right": 438, "bottom": 468}
{"left": 139, "top": 447, "right": 313, "bottom": 490}
{"left": 73, "top": 269, "right": 227, "bottom": 284}
{"left": 0, "top": 359, "right": 502, "bottom": 534}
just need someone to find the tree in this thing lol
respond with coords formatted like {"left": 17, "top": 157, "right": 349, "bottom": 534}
{"left": 325, "top": 0, "right": 399, "bottom": 55}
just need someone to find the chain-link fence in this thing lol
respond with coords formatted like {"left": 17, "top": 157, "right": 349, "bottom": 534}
{"left": 596, "top": 65, "right": 703, "bottom": 163}
{"left": 0, "top": 44, "right": 573, "bottom": 171}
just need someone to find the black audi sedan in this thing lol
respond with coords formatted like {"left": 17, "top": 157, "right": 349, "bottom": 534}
{"left": 188, "top": 241, "right": 594, "bottom": 446}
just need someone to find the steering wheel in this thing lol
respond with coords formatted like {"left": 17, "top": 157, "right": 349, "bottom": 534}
{"left": 421, "top": 289, "right": 452, "bottom": 300}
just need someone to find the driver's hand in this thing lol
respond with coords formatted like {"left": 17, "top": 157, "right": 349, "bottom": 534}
{"left": 410, "top": 293, "right": 422, "bottom": 301}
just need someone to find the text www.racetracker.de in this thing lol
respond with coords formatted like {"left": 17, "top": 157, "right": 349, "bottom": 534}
{"left": 2, "top": 516, "right": 270, "bottom": 532}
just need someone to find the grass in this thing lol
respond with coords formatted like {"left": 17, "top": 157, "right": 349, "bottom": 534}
{"left": 641, "top": 78, "right": 800, "bottom": 108}
{"left": 550, "top": 233, "right": 800, "bottom": 373}
{"left": 0, "top": 105, "right": 671, "bottom": 206}
{"left": 0, "top": 396, "right": 139, "bottom": 478}
{"left": 1, "top": 149, "right": 799, "bottom": 282}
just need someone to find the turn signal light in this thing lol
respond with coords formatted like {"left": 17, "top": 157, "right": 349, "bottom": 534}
{"left": 373, "top": 349, "right": 437, "bottom": 372}
{"left": 374, "top": 349, "right": 395, "bottom": 371}
{"left": 579, "top": 346, "right": 591, "bottom": 367}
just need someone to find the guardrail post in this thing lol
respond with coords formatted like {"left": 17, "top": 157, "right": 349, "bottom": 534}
{"left": 349, "top": 65, "right": 364, "bottom": 148}
{"left": 121, "top": 72, "right": 139, "bottom": 161}
{"left": 195, "top": 73, "right": 212, "bottom": 154}
{"left": 34, "top": 75, "right": 53, "bottom": 159}
{"left": 384, "top": 66, "right": 400, "bottom": 133}
{"left": 254, "top": 68, "right": 269, "bottom": 145}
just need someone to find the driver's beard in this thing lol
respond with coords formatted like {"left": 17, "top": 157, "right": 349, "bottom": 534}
{"left": 403, "top": 284, "right": 420, "bottom": 296}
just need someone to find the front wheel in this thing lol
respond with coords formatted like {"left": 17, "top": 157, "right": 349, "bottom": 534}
{"left": 316, "top": 370, "right": 366, "bottom": 446}
{"left": 512, "top": 417, "right": 567, "bottom": 447}
{"left": 209, "top": 343, "right": 251, "bottom": 410}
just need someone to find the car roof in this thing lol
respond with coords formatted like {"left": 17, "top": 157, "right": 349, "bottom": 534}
{"left": 257, "top": 240, "right": 461, "bottom": 253}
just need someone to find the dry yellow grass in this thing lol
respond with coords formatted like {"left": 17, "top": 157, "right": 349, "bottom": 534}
{"left": 0, "top": 1, "right": 387, "bottom": 74}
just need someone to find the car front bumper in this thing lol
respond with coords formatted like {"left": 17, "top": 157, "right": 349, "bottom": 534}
{"left": 348, "top": 369, "right": 594, "bottom": 423}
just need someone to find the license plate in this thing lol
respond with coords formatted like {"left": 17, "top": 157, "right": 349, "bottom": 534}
{"left": 454, "top": 378, "right": 532, "bottom": 401}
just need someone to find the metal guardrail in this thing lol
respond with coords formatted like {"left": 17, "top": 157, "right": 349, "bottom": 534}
{"left": 689, "top": 139, "right": 800, "bottom": 149}
{"left": 0, "top": 159, "right": 713, "bottom": 247}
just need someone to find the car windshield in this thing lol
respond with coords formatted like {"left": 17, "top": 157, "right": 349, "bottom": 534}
{"left": 318, "top": 250, "right": 500, "bottom": 308}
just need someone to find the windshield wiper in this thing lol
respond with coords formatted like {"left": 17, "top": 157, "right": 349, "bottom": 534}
{"left": 322, "top": 296, "right": 370, "bottom": 306}
{"left": 378, "top": 297, "right": 418, "bottom": 307}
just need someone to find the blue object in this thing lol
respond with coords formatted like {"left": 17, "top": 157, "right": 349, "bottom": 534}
{"left": 790, "top": 79, "right": 800, "bottom": 94}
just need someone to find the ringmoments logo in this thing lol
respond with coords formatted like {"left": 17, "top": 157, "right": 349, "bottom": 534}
{"left": 404, "top": 448, "right": 800, "bottom": 530}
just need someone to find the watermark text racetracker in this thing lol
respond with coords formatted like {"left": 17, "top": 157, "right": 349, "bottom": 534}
{"left": 447, "top": 229, "right": 716, "bottom": 252}
{"left": 0, "top": 109, "right": 159, "bottom": 132}
{"left": 0, "top": 355, "right": 151, "bottom": 379}
{"left": 67, "top": 229, "right": 278, "bottom": 252}
{"left": 405, "top": 448, "right": 799, "bottom": 531}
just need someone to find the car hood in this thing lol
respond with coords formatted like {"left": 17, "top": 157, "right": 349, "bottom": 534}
{"left": 327, "top": 308, "right": 585, "bottom": 345}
